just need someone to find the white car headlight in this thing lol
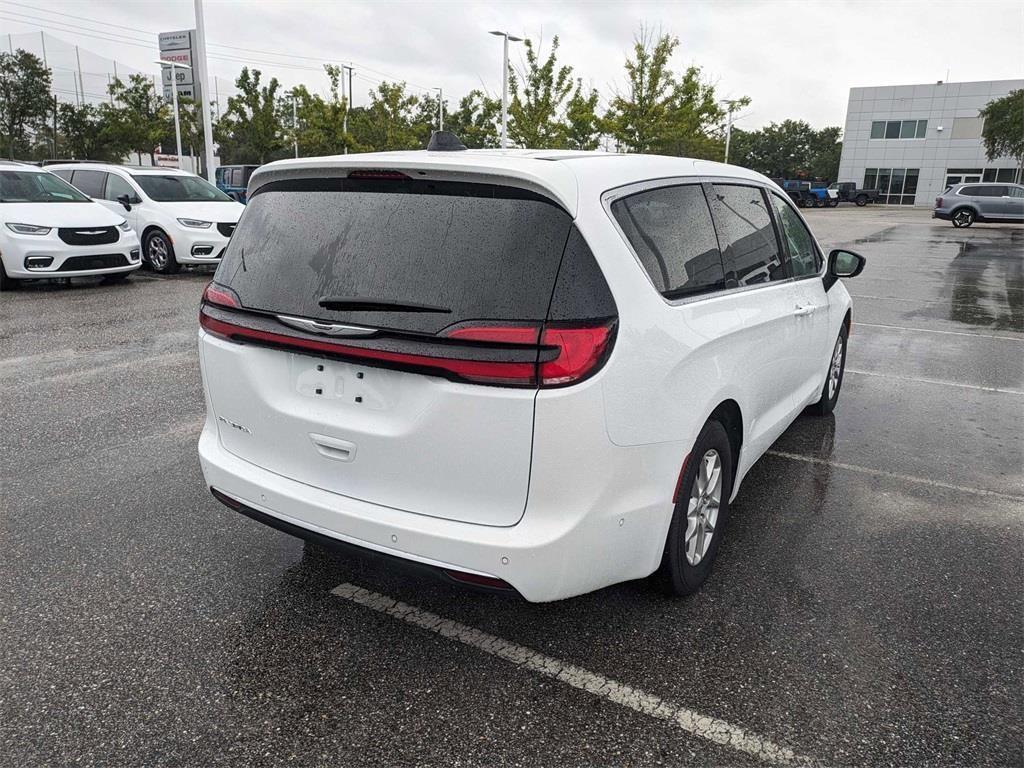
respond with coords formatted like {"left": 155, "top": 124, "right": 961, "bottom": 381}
{"left": 5, "top": 223, "right": 52, "bottom": 235}
{"left": 177, "top": 218, "right": 212, "bottom": 229}
{"left": 117, "top": 219, "right": 132, "bottom": 232}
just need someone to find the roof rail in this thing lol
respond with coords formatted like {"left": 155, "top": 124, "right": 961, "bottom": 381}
{"left": 39, "top": 159, "right": 110, "bottom": 166}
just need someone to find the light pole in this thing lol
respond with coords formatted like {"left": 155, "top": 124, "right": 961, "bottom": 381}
{"left": 193, "top": 0, "right": 216, "bottom": 181}
{"left": 720, "top": 99, "right": 741, "bottom": 165}
{"left": 488, "top": 30, "right": 522, "bottom": 149}
{"left": 289, "top": 91, "right": 298, "bottom": 158}
{"left": 342, "top": 65, "right": 353, "bottom": 155}
{"left": 434, "top": 87, "right": 444, "bottom": 131}
{"left": 155, "top": 58, "right": 191, "bottom": 168}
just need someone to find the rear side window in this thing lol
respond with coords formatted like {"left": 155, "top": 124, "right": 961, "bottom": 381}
{"left": 707, "top": 184, "right": 785, "bottom": 286}
{"left": 610, "top": 184, "right": 726, "bottom": 300}
{"left": 216, "top": 177, "right": 577, "bottom": 335}
{"left": 51, "top": 169, "right": 73, "bottom": 182}
{"left": 70, "top": 169, "right": 106, "bottom": 198}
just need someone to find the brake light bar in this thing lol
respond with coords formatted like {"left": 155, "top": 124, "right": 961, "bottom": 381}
{"left": 347, "top": 170, "right": 410, "bottom": 180}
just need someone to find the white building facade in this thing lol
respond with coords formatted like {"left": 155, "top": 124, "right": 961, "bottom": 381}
{"left": 836, "top": 79, "right": 1023, "bottom": 206}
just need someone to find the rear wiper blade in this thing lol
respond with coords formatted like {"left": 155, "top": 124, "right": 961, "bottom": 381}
{"left": 318, "top": 296, "right": 452, "bottom": 313}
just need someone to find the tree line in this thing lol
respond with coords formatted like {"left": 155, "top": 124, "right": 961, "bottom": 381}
{"left": 2, "top": 29, "right": 868, "bottom": 181}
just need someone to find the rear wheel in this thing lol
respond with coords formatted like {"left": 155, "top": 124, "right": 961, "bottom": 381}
{"left": 145, "top": 229, "right": 179, "bottom": 274}
{"left": 855, "top": 194, "right": 867, "bottom": 206}
{"left": 656, "top": 419, "right": 733, "bottom": 596}
{"left": 810, "top": 325, "right": 848, "bottom": 416}
{"left": 951, "top": 208, "right": 975, "bottom": 228}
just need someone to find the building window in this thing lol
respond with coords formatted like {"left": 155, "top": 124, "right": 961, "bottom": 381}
{"left": 864, "top": 167, "right": 921, "bottom": 204}
{"left": 983, "top": 168, "right": 1021, "bottom": 183}
{"left": 945, "top": 168, "right": 983, "bottom": 186}
{"left": 870, "top": 119, "right": 927, "bottom": 140}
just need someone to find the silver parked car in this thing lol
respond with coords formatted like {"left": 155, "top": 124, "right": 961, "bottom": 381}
{"left": 933, "top": 182, "right": 1024, "bottom": 227}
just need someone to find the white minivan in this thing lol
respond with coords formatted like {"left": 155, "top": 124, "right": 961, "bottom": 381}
{"left": 0, "top": 162, "right": 140, "bottom": 290}
{"left": 197, "top": 142, "right": 865, "bottom": 602}
{"left": 48, "top": 163, "right": 244, "bottom": 274}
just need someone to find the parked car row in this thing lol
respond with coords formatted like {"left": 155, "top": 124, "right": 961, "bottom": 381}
{"left": 0, "top": 161, "right": 245, "bottom": 290}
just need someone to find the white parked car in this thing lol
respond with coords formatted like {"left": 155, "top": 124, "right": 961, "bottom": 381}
{"left": 47, "top": 163, "right": 244, "bottom": 274}
{"left": 197, "top": 142, "right": 865, "bottom": 602}
{"left": 0, "top": 162, "right": 140, "bottom": 290}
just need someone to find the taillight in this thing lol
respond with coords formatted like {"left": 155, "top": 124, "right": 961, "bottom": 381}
{"left": 445, "top": 321, "right": 614, "bottom": 387}
{"left": 539, "top": 325, "right": 613, "bottom": 386}
{"left": 202, "top": 282, "right": 241, "bottom": 308}
{"left": 935, "top": 197, "right": 943, "bottom": 208}
{"left": 347, "top": 170, "right": 409, "bottom": 180}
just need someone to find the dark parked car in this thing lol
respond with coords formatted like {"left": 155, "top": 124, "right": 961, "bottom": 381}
{"left": 215, "top": 165, "right": 260, "bottom": 203}
{"left": 828, "top": 182, "right": 882, "bottom": 206}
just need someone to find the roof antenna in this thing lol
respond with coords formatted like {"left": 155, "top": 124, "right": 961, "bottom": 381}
{"left": 427, "top": 130, "right": 467, "bottom": 152}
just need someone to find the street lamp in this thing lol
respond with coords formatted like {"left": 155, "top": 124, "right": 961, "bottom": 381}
{"left": 488, "top": 30, "right": 522, "bottom": 149}
{"left": 434, "top": 87, "right": 444, "bottom": 131}
{"left": 719, "top": 99, "right": 743, "bottom": 165}
{"left": 154, "top": 58, "right": 191, "bottom": 168}
{"left": 289, "top": 90, "right": 299, "bottom": 158}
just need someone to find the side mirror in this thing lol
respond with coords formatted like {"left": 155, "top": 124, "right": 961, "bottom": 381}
{"left": 117, "top": 194, "right": 133, "bottom": 212}
{"left": 828, "top": 249, "right": 866, "bottom": 278}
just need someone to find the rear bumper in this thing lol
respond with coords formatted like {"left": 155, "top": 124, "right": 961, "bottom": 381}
{"left": 932, "top": 210, "right": 951, "bottom": 220}
{"left": 198, "top": 419, "right": 671, "bottom": 602}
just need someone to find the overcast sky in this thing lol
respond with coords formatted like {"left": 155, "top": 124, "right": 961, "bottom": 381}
{"left": 3, "top": 0, "right": 1022, "bottom": 131}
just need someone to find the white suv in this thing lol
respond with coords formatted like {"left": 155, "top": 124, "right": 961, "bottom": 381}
{"left": 0, "top": 162, "right": 140, "bottom": 290}
{"left": 47, "top": 163, "right": 244, "bottom": 274}
{"left": 197, "top": 143, "right": 865, "bottom": 602}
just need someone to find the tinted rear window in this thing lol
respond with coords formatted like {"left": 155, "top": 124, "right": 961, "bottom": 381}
{"left": 216, "top": 177, "right": 575, "bottom": 335}
{"left": 610, "top": 184, "right": 726, "bottom": 300}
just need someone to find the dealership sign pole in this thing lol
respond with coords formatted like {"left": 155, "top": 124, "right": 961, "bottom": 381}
{"left": 194, "top": 0, "right": 216, "bottom": 181}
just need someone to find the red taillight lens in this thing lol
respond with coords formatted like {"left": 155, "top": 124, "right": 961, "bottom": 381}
{"left": 347, "top": 170, "right": 409, "bottom": 180}
{"left": 935, "top": 197, "right": 942, "bottom": 208}
{"left": 539, "top": 324, "right": 613, "bottom": 386}
{"left": 202, "top": 282, "right": 241, "bottom": 308}
{"left": 441, "top": 569, "right": 513, "bottom": 590}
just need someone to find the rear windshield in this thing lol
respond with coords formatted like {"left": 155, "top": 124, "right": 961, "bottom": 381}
{"left": 215, "top": 177, "right": 574, "bottom": 335}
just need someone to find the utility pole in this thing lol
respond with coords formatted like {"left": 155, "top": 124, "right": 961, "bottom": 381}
{"left": 75, "top": 45, "right": 83, "bottom": 106}
{"left": 39, "top": 31, "right": 46, "bottom": 66}
{"left": 291, "top": 92, "right": 298, "bottom": 158}
{"left": 342, "top": 65, "right": 353, "bottom": 154}
{"left": 434, "top": 87, "right": 443, "bottom": 130}
{"left": 725, "top": 105, "right": 734, "bottom": 164}
{"left": 194, "top": 0, "right": 216, "bottom": 181}
{"left": 52, "top": 94, "right": 57, "bottom": 158}
{"left": 489, "top": 31, "right": 522, "bottom": 149}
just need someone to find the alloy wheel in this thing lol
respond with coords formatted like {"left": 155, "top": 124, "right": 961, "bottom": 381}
{"left": 828, "top": 336, "right": 844, "bottom": 400}
{"left": 685, "top": 449, "right": 722, "bottom": 566}
{"left": 148, "top": 235, "right": 168, "bottom": 269}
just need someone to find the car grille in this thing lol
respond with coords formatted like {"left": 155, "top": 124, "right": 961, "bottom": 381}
{"left": 58, "top": 253, "right": 129, "bottom": 272}
{"left": 58, "top": 226, "right": 119, "bottom": 245}
{"left": 217, "top": 222, "right": 236, "bottom": 238}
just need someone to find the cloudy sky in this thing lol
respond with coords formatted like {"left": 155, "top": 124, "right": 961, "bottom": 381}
{"left": 3, "top": 0, "right": 1022, "bottom": 130}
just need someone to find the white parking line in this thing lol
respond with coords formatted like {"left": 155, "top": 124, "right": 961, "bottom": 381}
{"left": 854, "top": 322, "right": 1024, "bottom": 342}
{"left": 766, "top": 450, "right": 1024, "bottom": 501}
{"left": 845, "top": 368, "right": 1024, "bottom": 395}
{"left": 331, "top": 582, "right": 811, "bottom": 766}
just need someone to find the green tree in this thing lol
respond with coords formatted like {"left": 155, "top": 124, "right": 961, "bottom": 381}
{"left": 293, "top": 64, "right": 355, "bottom": 156}
{"left": 56, "top": 102, "right": 124, "bottom": 161}
{"left": 979, "top": 90, "right": 1024, "bottom": 169}
{"left": 103, "top": 74, "right": 169, "bottom": 164}
{"left": 0, "top": 49, "right": 53, "bottom": 159}
{"left": 605, "top": 30, "right": 732, "bottom": 159}
{"left": 563, "top": 82, "right": 601, "bottom": 150}
{"left": 445, "top": 89, "right": 500, "bottom": 148}
{"left": 730, "top": 119, "right": 842, "bottom": 180}
{"left": 214, "top": 67, "right": 286, "bottom": 163}
{"left": 507, "top": 36, "right": 576, "bottom": 148}
{"left": 350, "top": 81, "right": 420, "bottom": 151}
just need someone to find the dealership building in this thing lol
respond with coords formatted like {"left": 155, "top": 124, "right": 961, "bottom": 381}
{"left": 836, "top": 79, "right": 1023, "bottom": 206}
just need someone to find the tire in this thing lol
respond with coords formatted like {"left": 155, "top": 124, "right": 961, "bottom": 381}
{"left": 855, "top": 194, "right": 867, "bottom": 206}
{"left": 827, "top": 197, "right": 839, "bottom": 208}
{"left": 812, "top": 197, "right": 822, "bottom": 208}
{"left": 951, "top": 208, "right": 975, "bottom": 228}
{"left": 102, "top": 272, "right": 131, "bottom": 284}
{"left": 144, "top": 229, "right": 179, "bottom": 274}
{"left": 0, "top": 260, "right": 18, "bottom": 291}
{"left": 810, "top": 325, "right": 848, "bottom": 416}
{"left": 656, "top": 419, "right": 733, "bottom": 596}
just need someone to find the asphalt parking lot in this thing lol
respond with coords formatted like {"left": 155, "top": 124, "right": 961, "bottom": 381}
{"left": 1, "top": 206, "right": 1021, "bottom": 767}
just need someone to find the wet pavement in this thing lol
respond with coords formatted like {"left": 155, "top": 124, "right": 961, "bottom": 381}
{"left": 1, "top": 207, "right": 1021, "bottom": 766}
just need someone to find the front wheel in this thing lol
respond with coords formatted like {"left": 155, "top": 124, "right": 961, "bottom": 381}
{"left": 827, "top": 197, "right": 839, "bottom": 208}
{"left": 810, "top": 326, "right": 848, "bottom": 416}
{"left": 145, "top": 229, "right": 179, "bottom": 274}
{"left": 0, "top": 260, "right": 18, "bottom": 291}
{"left": 655, "top": 420, "right": 733, "bottom": 596}
{"left": 951, "top": 208, "right": 975, "bottom": 228}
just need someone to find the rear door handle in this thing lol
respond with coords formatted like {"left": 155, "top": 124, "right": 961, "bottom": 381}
{"left": 793, "top": 304, "right": 817, "bottom": 316}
